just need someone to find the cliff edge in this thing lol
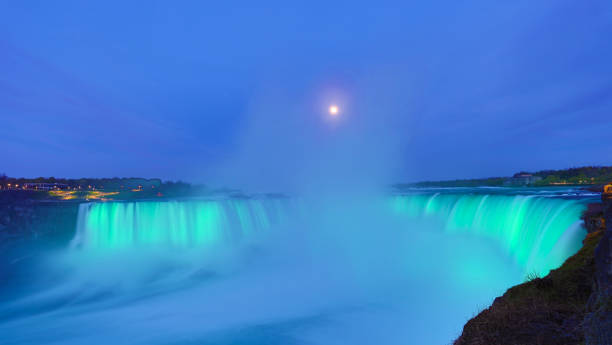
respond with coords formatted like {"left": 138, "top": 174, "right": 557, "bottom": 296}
{"left": 0, "top": 191, "right": 79, "bottom": 248}
{"left": 584, "top": 191, "right": 612, "bottom": 344}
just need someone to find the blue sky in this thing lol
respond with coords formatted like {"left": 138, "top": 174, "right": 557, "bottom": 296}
{"left": 1, "top": 1, "right": 611, "bottom": 188}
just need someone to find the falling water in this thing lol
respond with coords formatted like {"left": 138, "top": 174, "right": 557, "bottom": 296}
{"left": 71, "top": 198, "right": 294, "bottom": 249}
{"left": 0, "top": 188, "right": 595, "bottom": 345}
{"left": 391, "top": 192, "right": 587, "bottom": 275}
{"left": 72, "top": 193, "right": 587, "bottom": 276}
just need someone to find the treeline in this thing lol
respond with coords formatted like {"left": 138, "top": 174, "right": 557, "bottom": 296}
{"left": 398, "top": 165, "right": 612, "bottom": 188}
{"left": 0, "top": 175, "right": 204, "bottom": 195}
{"left": 528, "top": 166, "right": 612, "bottom": 186}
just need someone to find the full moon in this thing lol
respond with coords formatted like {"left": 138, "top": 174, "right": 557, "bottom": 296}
{"left": 329, "top": 105, "right": 339, "bottom": 116}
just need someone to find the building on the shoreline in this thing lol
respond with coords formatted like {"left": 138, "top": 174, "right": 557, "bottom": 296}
{"left": 22, "top": 183, "right": 69, "bottom": 191}
{"left": 503, "top": 173, "right": 542, "bottom": 186}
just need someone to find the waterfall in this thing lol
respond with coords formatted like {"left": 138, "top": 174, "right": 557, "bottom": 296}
{"left": 72, "top": 193, "right": 588, "bottom": 276}
{"left": 71, "top": 198, "right": 294, "bottom": 249}
{"left": 4, "top": 191, "right": 592, "bottom": 345}
{"left": 392, "top": 193, "right": 588, "bottom": 275}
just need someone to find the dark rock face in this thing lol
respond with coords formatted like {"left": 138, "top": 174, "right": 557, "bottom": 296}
{"left": 0, "top": 194, "right": 80, "bottom": 248}
{"left": 584, "top": 194, "right": 612, "bottom": 345}
{"left": 582, "top": 203, "right": 606, "bottom": 234}
{"left": 454, "top": 231, "right": 602, "bottom": 345}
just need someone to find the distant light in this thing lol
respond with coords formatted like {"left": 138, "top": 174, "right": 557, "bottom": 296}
{"left": 329, "top": 105, "right": 339, "bottom": 116}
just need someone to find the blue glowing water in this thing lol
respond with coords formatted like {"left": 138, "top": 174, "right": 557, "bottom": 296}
{"left": 0, "top": 187, "right": 597, "bottom": 344}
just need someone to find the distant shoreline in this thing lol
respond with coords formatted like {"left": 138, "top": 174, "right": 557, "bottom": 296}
{"left": 396, "top": 166, "right": 612, "bottom": 190}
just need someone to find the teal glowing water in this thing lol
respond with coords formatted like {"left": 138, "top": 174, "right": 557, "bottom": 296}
{"left": 72, "top": 198, "right": 294, "bottom": 249}
{"left": 74, "top": 192, "right": 587, "bottom": 276}
{"left": 0, "top": 188, "right": 595, "bottom": 345}
{"left": 391, "top": 193, "right": 587, "bottom": 275}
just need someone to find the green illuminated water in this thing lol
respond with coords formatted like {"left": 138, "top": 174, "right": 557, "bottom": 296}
{"left": 2, "top": 189, "right": 595, "bottom": 345}
{"left": 73, "top": 192, "right": 588, "bottom": 276}
{"left": 72, "top": 199, "right": 292, "bottom": 249}
{"left": 391, "top": 193, "right": 587, "bottom": 275}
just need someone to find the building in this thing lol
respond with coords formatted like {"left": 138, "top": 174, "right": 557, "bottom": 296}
{"left": 22, "top": 183, "right": 69, "bottom": 191}
{"left": 503, "top": 173, "right": 542, "bottom": 186}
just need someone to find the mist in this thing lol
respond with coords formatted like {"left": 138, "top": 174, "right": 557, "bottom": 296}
{"left": 207, "top": 75, "right": 410, "bottom": 195}
{"left": 2, "top": 197, "right": 533, "bottom": 345}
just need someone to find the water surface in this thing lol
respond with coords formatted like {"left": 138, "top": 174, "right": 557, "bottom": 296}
{"left": 0, "top": 187, "right": 596, "bottom": 344}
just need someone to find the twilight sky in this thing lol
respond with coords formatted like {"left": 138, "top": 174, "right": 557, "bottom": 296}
{"left": 1, "top": 1, "right": 611, "bottom": 189}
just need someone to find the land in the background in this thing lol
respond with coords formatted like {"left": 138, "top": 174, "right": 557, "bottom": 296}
{"left": 0, "top": 176, "right": 209, "bottom": 202}
{"left": 0, "top": 177, "right": 212, "bottom": 245}
{"left": 397, "top": 166, "right": 612, "bottom": 188}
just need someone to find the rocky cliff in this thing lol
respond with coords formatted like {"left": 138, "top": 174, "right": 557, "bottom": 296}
{"left": 0, "top": 191, "right": 79, "bottom": 248}
{"left": 584, "top": 192, "right": 612, "bottom": 344}
{"left": 455, "top": 193, "right": 612, "bottom": 345}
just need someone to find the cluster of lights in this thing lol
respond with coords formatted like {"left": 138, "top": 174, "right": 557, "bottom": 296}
{"left": 49, "top": 190, "right": 120, "bottom": 201}
{"left": 49, "top": 190, "right": 79, "bottom": 200}
{"left": 1, "top": 182, "right": 78, "bottom": 191}
{"left": 2, "top": 181, "right": 161, "bottom": 196}
{"left": 86, "top": 191, "right": 119, "bottom": 201}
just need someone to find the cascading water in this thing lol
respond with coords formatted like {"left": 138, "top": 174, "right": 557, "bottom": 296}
{"left": 0, "top": 188, "right": 596, "bottom": 345}
{"left": 71, "top": 198, "right": 294, "bottom": 249}
{"left": 391, "top": 192, "right": 587, "bottom": 275}
{"left": 72, "top": 192, "right": 587, "bottom": 276}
